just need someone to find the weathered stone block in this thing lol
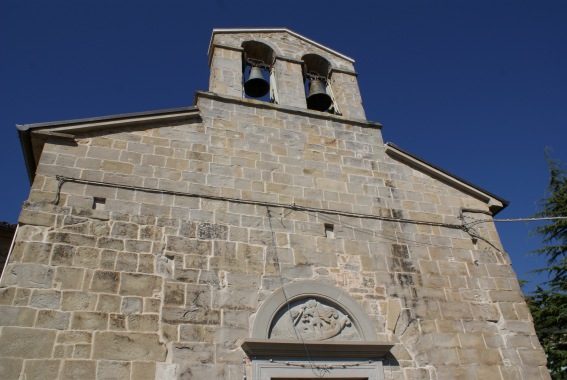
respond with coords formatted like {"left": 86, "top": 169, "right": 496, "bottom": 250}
{"left": 111, "top": 222, "right": 139, "bottom": 239}
{"left": 185, "top": 284, "right": 211, "bottom": 308}
{"left": 48, "top": 232, "right": 97, "bottom": 247}
{"left": 109, "top": 313, "right": 127, "bottom": 330}
{"left": 435, "top": 366, "right": 477, "bottom": 379}
{"left": 197, "top": 223, "right": 228, "bottom": 240}
{"left": 22, "top": 359, "right": 61, "bottom": 379}
{"left": 0, "top": 358, "right": 23, "bottom": 379}
{"left": 426, "top": 348, "right": 459, "bottom": 365}
{"left": 60, "top": 359, "right": 96, "bottom": 379}
{"left": 90, "top": 270, "right": 120, "bottom": 293}
{"left": 0, "top": 327, "right": 56, "bottom": 358}
{"left": 488, "top": 290, "right": 524, "bottom": 303}
{"left": 73, "top": 246, "right": 101, "bottom": 268}
{"left": 144, "top": 298, "right": 161, "bottom": 314}
{"left": 213, "top": 327, "right": 249, "bottom": 352}
{"left": 13, "top": 288, "right": 31, "bottom": 306}
{"left": 458, "top": 333, "right": 486, "bottom": 349}
{"left": 100, "top": 249, "right": 118, "bottom": 270}
{"left": 471, "top": 302, "right": 501, "bottom": 322}
{"left": 403, "top": 368, "right": 431, "bottom": 380}
{"left": 179, "top": 324, "right": 216, "bottom": 342}
{"left": 0, "top": 287, "right": 16, "bottom": 305}
{"left": 1, "top": 263, "right": 54, "bottom": 288}
{"left": 458, "top": 348, "right": 503, "bottom": 366}
{"left": 122, "top": 297, "right": 143, "bottom": 314}
{"left": 30, "top": 289, "right": 61, "bottom": 309}
{"left": 514, "top": 302, "right": 531, "bottom": 320}
{"left": 98, "top": 237, "right": 124, "bottom": 250}
{"left": 438, "top": 301, "right": 473, "bottom": 320}
{"left": 127, "top": 314, "right": 159, "bottom": 332}
{"left": 71, "top": 311, "right": 108, "bottom": 330}
{"left": 35, "top": 309, "right": 71, "bottom": 330}
{"left": 57, "top": 331, "right": 92, "bottom": 344}
{"left": 93, "top": 331, "right": 166, "bottom": 361}
{"left": 213, "top": 240, "right": 237, "bottom": 259}
{"left": 60, "top": 216, "right": 91, "bottom": 234}
{"left": 62, "top": 291, "right": 98, "bottom": 311}
{"left": 115, "top": 252, "right": 138, "bottom": 272}
{"left": 164, "top": 282, "right": 185, "bottom": 306}
{"left": 222, "top": 309, "right": 250, "bottom": 328}
{"left": 0, "top": 306, "right": 36, "bottom": 327}
{"left": 97, "top": 360, "right": 131, "bottom": 379}
{"left": 166, "top": 236, "right": 212, "bottom": 255}
{"left": 120, "top": 273, "right": 162, "bottom": 297}
{"left": 21, "top": 242, "right": 53, "bottom": 264}
{"left": 97, "top": 293, "right": 122, "bottom": 313}
{"left": 55, "top": 266, "right": 85, "bottom": 290}
{"left": 126, "top": 239, "right": 152, "bottom": 253}
{"left": 162, "top": 307, "right": 221, "bottom": 325}
{"left": 213, "top": 286, "right": 258, "bottom": 310}
{"left": 137, "top": 253, "right": 154, "bottom": 273}
{"left": 139, "top": 225, "right": 162, "bottom": 240}
{"left": 19, "top": 209, "right": 56, "bottom": 227}
{"left": 172, "top": 342, "right": 215, "bottom": 365}
{"left": 131, "top": 361, "right": 156, "bottom": 380}
{"left": 73, "top": 343, "right": 91, "bottom": 359}
{"left": 431, "top": 333, "right": 461, "bottom": 348}
{"left": 500, "top": 320, "right": 537, "bottom": 335}
{"left": 51, "top": 244, "right": 76, "bottom": 266}
{"left": 294, "top": 249, "right": 337, "bottom": 267}
{"left": 483, "top": 334, "right": 505, "bottom": 348}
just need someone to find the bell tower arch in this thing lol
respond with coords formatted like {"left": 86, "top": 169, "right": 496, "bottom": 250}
{"left": 207, "top": 28, "right": 367, "bottom": 119}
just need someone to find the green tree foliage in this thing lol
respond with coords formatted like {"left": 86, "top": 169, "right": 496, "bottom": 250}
{"left": 528, "top": 152, "right": 567, "bottom": 379}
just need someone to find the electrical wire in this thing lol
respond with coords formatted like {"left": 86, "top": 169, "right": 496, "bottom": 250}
{"left": 266, "top": 206, "right": 324, "bottom": 378}
{"left": 467, "top": 216, "right": 567, "bottom": 228}
{"left": 52, "top": 175, "right": 512, "bottom": 253}
{"left": 299, "top": 209, "right": 463, "bottom": 251}
{"left": 52, "top": 175, "right": 464, "bottom": 230}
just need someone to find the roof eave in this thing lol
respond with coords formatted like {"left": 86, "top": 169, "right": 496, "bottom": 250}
{"left": 17, "top": 106, "right": 200, "bottom": 184}
{"left": 384, "top": 142, "right": 509, "bottom": 215}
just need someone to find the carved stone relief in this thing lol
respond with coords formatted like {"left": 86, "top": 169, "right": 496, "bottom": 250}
{"left": 269, "top": 298, "right": 361, "bottom": 341}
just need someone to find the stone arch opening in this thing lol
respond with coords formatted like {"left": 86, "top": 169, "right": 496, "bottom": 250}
{"left": 241, "top": 40, "right": 276, "bottom": 101}
{"left": 302, "top": 54, "right": 339, "bottom": 113}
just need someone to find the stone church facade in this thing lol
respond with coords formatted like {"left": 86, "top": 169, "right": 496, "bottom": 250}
{"left": 0, "top": 29, "right": 549, "bottom": 379}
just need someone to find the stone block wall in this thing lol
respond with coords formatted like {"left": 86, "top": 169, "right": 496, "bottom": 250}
{"left": 0, "top": 91, "right": 548, "bottom": 379}
{"left": 209, "top": 45, "right": 244, "bottom": 98}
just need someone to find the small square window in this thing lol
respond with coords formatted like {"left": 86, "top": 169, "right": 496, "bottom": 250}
{"left": 325, "top": 223, "right": 335, "bottom": 239}
{"left": 93, "top": 197, "right": 106, "bottom": 211}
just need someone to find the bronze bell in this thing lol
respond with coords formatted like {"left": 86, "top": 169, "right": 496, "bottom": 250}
{"left": 306, "top": 78, "right": 333, "bottom": 111}
{"left": 244, "top": 67, "right": 270, "bottom": 98}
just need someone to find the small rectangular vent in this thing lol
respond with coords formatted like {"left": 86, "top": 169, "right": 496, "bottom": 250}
{"left": 324, "top": 223, "right": 334, "bottom": 239}
{"left": 93, "top": 197, "right": 106, "bottom": 210}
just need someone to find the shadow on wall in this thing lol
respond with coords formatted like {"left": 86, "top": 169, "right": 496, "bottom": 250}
{"left": 0, "top": 222, "right": 17, "bottom": 273}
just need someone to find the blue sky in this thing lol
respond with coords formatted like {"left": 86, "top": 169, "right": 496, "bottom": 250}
{"left": 1, "top": 1, "right": 566, "bottom": 292}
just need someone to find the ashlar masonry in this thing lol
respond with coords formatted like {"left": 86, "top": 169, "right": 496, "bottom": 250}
{"left": 0, "top": 28, "right": 549, "bottom": 380}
